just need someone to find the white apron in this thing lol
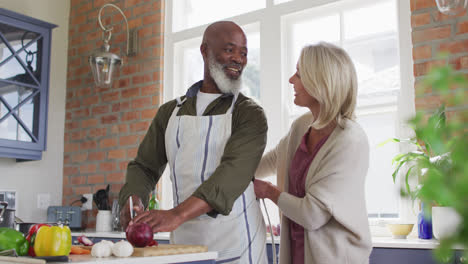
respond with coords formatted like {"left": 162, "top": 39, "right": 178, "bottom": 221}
{"left": 165, "top": 95, "right": 267, "bottom": 264}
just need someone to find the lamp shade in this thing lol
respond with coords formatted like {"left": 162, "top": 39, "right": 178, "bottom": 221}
{"left": 89, "top": 47, "right": 122, "bottom": 88}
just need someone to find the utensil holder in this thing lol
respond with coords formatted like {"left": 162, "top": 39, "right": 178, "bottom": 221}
{"left": 96, "top": 210, "right": 112, "bottom": 232}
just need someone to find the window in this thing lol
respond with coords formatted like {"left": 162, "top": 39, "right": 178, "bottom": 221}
{"left": 164, "top": 0, "right": 414, "bottom": 234}
{"left": 0, "top": 8, "right": 56, "bottom": 161}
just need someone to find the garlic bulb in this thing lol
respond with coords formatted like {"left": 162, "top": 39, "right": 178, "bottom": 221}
{"left": 91, "top": 241, "right": 112, "bottom": 257}
{"left": 112, "top": 240, "right": 134, "bottom": 257}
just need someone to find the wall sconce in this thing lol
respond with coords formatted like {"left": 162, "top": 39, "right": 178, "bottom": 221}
{"left": 89, "top": 4, "right": 137, "bottom": 88}
{"left": 435, "top": 0, "right": 468, "bottom": 15}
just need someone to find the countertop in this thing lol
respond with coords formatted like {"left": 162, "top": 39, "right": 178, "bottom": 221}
{"left": 54, "top": 252, "right": 218, "bottom": 264}
{"left": 73, "top": 230, "right": 459, "bottom": 250}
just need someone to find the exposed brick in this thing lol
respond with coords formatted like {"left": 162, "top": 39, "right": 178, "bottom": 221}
{"left": 88, "top": 128, "right": 107, "bottom": 138}
{"left": 118, "top": 78, "right": 130, "bottom": 88}
{"left": 122, "top": 87, "right": 140, "bottom": 98}
{"left": 119, "top": 161, "right": 129, "bottom": 171}
{"left": 74, "top": 186, "right": 92, "bottom": 195}
{"left": 439, "top": 39, "right": 468, "bottom": 54}
{"left": 77, "top": 87, "right": 92, "bottom": 97}
{"left": 457, "top": 20, "right": 468, "bottom": 35}
{"left": 108, "top": 149, "right": 126, "bottom": 159}
{"left": 64, "top": 143, "right": 79, "bottom": 153}
{"left": 142, "top": 108, "right": 157, "bottom": 119}
{"left": 88, "top": 151, "right": 106, "bottom": 161}
{"left": 127, "top": 147, "right": 138, "bottom": 159}
{"left": 92, "top": 105, "right": 110, "bottom": 115}
{"left": 122, "top": 112, "right": 140, "bottom": 122}
{"left": 130, "top": 121, "right": 150, "bottom": 132}
{"left": 102, "top": 91, "right": 120, "bottom": 102}
{"left": 138, "top": 27, "right": 152, "bottom": 38}
{"left": 83, "top": 95, "right": 100, "bottom": 106}
{"left": 87, "top": 174, "right": 105, "bottom": 184}
{"left": 65, "top": 0, "right": 165, "bottom": 218}
{"left": 449, "top": 55, "right": 468, "bottom": 70}
{"left": 81, "top": 141, "right": 97, "bottom": 150}
{"left": 80, "top": 164, "right": 97, "bottom": 174}
{"left": 71, "top": 176, "right": 87, "bottom": 185}
{"left": 107, "top": 172, "right": 125, "bottom": 183}
{"left": 73, "top": 108, "right": 90, "bottom": 118}
{"left": 413, "top": 59, "right": 446, "bottom": 77}
{"left": 99, "top": 162, "right": 116, "bottom": 172}
{"left": 63, "top": 166, "right": 79, "bottom": 176}
{"left": 100, "top": 138, "right": 118, "bottom": 149}
{"left": 413, "top": 0, "right": 436, "bottom": 10}
{"left": 132, "top": 97, "right": 152, "bottom": 109}
{"left": 413, "top": 45, "right": 432, "bottom": 60}
{"left": 71, "top": 153, "right": 88, "bottom": 163}
{"left": 112, "top": 101, "right": 131, "bottom": 112}
{"left": 434, "top": 10, "right": 467, "bottom": 22}
{"left": 71, "top": 131, "right": 86, "bottom": 140}
{"left": 412, "top": 26, "right": 451, "bottom": 43}
{"left": 111, "top": 124, "right": 128, "bottom": 134}
{"left": 143, "top": 13, "right": 162, "bottom": 24}
{"left": 81, "top": 118, "right": 99, "bottom": 128}
{"left": 411, "top": 12, "right": 431, "bottom": 28}
{"left": 120, "top": 135, "right": 139, "bottom": 146}
{"left": 141, "top": 85, "right": 158, "bottom": 96}
{"left": 101, "top": 114, "right": 119, "bottom": 124}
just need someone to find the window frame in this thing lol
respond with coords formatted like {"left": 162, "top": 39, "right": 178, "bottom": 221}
{"left": 163, "top": 0, "right": 415, "bottom": 235}
{"left": 0, "top": 8, "right": 56, "bottom": 161}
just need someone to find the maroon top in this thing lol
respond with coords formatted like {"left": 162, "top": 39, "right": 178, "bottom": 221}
{"left": 288, "top": 128, "right": 329, "bottom": 264}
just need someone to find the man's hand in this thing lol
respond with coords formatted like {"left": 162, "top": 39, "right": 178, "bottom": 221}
{"left": 131, "top": 196, "right": 212, "bottom": 233}
{"left": 132, "top": 209, "right": 183, "bottom": 233}
{"left": 120, "top": 195, "right": 144, "bottom": 230}
{"left": 253, "top": 179, "right": 281, "bottom": 204}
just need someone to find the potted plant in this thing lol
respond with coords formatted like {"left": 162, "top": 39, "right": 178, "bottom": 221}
{"left": 387, "top": 65, "right": 467, "bottom": 261}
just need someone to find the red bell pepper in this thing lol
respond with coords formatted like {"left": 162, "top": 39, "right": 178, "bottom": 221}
{"left": 25, "top": 224, "right": 50, "bottom": 257}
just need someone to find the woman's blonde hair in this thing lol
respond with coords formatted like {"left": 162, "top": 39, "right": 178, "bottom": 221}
{"left": 298, "top": 42, "right": 358, "bottom": 129}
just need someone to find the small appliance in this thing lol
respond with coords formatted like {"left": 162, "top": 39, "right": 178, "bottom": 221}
{"left": 47, "top": 206, "right": 82, "bottom": 230}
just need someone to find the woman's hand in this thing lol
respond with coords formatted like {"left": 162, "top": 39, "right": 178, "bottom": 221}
{"left": 253, "top": 179, "right": 281, "bottom": 204}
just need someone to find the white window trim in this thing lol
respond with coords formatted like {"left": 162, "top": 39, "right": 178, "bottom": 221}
{"left": 163, "top": 0, "right": 416, "bottom": 236}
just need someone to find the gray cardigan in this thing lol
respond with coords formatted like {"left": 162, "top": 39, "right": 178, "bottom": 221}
{"left": 256, "top": 113, "right": 372, "bottom": 264}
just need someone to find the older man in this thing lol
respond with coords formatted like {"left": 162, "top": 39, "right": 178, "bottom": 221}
{"left": 119, "top": 21, "right": 268, "bottom": 263}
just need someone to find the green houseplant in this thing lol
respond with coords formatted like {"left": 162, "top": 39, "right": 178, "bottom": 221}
{"left": 388, "top": 65, "right": 467, "bottom": 261}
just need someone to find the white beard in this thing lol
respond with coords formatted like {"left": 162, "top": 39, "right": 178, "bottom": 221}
{"left": 208, "top": 53, "right": 242, "bottom": 94}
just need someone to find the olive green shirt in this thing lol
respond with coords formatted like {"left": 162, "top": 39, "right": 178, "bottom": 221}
{"left": 119, "top": 81, "right": 268, "bottom": 216}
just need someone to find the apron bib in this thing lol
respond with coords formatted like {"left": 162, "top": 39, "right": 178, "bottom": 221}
{"left": 165, "top": 95, "right": 267, "bottom": 264}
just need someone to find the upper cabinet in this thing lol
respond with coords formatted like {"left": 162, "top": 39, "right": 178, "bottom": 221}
{"left": 0, "top": 8, "right": 56, "bottom": 161}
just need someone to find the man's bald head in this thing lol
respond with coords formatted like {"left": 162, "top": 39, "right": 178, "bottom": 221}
{"left": 202, "top": 21, "right": 246, "bottom": 46}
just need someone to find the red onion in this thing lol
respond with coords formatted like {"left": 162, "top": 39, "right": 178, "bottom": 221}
{"left": 125, "top": 222, "right": 153, "bottom": 247}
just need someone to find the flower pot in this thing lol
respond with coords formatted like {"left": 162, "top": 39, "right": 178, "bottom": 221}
{"left": 432, "top": 206, "right": 461, "bottom": 240}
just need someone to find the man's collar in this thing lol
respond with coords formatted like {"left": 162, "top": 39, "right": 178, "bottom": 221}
{"left": 185, "top": 80, "right": 233, "bottom": 98}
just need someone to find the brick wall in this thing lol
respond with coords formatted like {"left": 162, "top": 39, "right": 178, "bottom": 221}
{"left": 64, "top": 0, "right": 164, "bottom": 228}
{"left": 410, "top": 0, "right": 468, "bottom": 119}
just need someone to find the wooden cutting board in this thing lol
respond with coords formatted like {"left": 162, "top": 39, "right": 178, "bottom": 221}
{"left": 132, "top": 244, "right": 208, "bottom": 257}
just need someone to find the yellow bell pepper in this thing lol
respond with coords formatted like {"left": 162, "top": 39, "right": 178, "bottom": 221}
{"left": 34, "top": 225, "right": 71, "bottom": 256}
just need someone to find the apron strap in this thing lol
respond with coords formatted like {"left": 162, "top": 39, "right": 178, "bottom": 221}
{"left": 176, "top": 96, "right": 186, "bottom": 107}
{"left": 228, "top": 93, "right": 238, "bottom": 114}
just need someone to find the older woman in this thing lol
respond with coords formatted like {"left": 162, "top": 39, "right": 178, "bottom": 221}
{"left": 254, "top": 42, "right": 371, "bottom": 264}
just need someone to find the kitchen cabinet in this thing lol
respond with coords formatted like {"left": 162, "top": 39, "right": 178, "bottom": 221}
{"left": 370, "top": 248, "right": 465, "bottom": 264}
{"left": 0, "top": 8, "right": 56, "bottom": 161}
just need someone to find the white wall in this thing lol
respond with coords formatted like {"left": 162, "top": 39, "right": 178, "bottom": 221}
{"left": 0, "top": 0, "right": 70, "bottom": 222}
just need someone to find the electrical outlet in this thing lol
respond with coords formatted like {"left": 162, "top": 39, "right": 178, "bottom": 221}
{"left": 82, "top": 193, "right": 93, "bottom": 210}
{"left": 37, "top": 193, "right": 50, "bottom": 209}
